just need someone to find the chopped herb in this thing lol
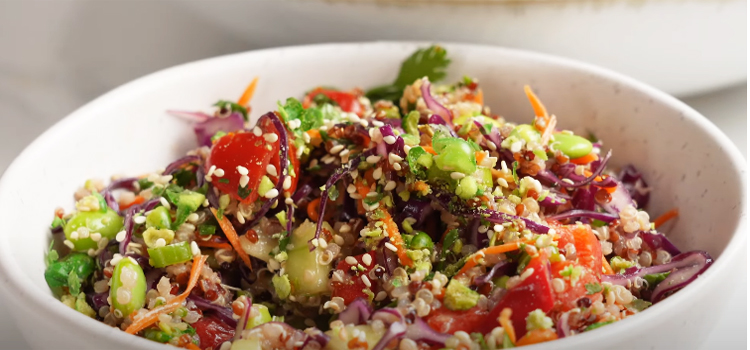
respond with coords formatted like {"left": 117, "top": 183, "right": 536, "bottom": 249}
{"left": 92, "top": 192, "right": 108, "bottom": 212}
{"left": 585, "top": 282, "right": 603, "bottom": 295}
{"left": 46, "top": 242, "right": 59, "bottom": 266}
{"left": 211, "top": 131, "right": 227, "bottom": 143}
{"left": 198, "top": 224, "right": 217, "bottom": 236}
{"left": 173, "top": 168, "right": 196, "bottom": 188}
{"left": 482, "top": 123, "right": 493, "bottom": 135}
{"left": 512, "top": 161, "right": 520, "bottom": 184}
{"left": 216, "top": 208, "right": 224, "bottom": 220}
{"left": 312, "top": 93, "right": 337, "bottom": 106}
{"left": 237, "top": 185, "right": 252, "bottom": 199}
{"left": 328, "top": 185, "right": 340, "bottom": 201}
{"left": 213, "top": 100, "right": 248, "bottom": 121}
{"left": 627, "top": 298, "right": 652, "bottom": 312}
{"left": 137, "top": 178, "right": 154, "bottom": 191}
{"left": 218, "top": 178, "right": 230, "bottom": 184}
{"left": 278, "top": 235, "right": 290, "bottom": 252}
{"left": 51, "top": 216, "right": 66, "bottom": 230}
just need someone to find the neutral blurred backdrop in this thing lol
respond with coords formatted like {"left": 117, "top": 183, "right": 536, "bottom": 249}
{"left": 0, "top": 1, "right": 745, "bottom": 349}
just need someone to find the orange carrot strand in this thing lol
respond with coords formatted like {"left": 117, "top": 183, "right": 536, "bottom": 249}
{"left": 654, "top": 208, "right": 679, "bottom": 229}
{"left": 237, "top": 77, "right": 259, "bottom": 107}
{"left": 211, "top": 208, "right": 253, "bottom": 270}
{"left": 524, "top": 85, "right": 548, "bottom": 118}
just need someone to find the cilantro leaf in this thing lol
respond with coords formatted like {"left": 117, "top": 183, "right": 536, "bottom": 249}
{"left": 51, "top": 216, "right": 66, "bottom": 230}
{"left": 366, "top": 45, "right": 451, "bottom": 102}
{"left": 327, "top": 185, "right": 340, "bottom": 201}
{"left": 237, "top": 185, "right": 252, "bottom": 200}
{"left": 585, "top": 282, "right": 603, "bottom": 295}
{"left": 46, "top": 242, "right": 59, "bottom": 266}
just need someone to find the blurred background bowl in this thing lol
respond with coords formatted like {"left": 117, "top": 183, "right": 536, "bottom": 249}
{"left": 183, "top": 0, "right": 747, "bottom": 97}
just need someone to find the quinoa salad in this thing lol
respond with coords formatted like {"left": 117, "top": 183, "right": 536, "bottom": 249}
{"left": 45, "top": 46, "right": 713, "bottom": 350}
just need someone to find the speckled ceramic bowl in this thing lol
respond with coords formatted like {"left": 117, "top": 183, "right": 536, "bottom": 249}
{"left": 0, "top": 42, "right": 744, "bottom": 349}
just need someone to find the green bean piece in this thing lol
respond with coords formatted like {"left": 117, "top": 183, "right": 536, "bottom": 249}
{"left": 110, "top": 257, "right": 147, "bottom": 317}
{"left": 409, "top": 231, "right": 434, "bottom": 250}
{"left": 147, "top": 241, "right": 193, "bottom": 268}
{"left": 63, "top": 209, "right": 124, "bottom": 251}
{"left": 146, "top": 206, "right": 172, "bottom": 229}
{"left": 553, "top": 133, "right": 593, "bottom": 159}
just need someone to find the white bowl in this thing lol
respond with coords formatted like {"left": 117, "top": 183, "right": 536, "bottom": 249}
{"left": 182, "top": 0, "right": 747, "bottom": 97}
{"left": 0, "top": 42, "right": 744, "bottom": 350}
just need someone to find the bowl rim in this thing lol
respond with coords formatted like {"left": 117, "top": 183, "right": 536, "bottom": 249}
{"left": 0, "top": 41, "right": 745, "bottom": 349}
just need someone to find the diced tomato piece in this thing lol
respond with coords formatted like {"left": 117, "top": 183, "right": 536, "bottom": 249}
{"left": 192, "top": 315, "right": 234, "bottom": 350}
{"left": 550, "top": 261, "right": 603, "bottom": 313}
{"left": 424, "top": 306, "right": 489, "bottom": 334}
{"left": 478, "top": 252, "right": 555, "bottom": 337}
{"left": 331, "top": 252, "right": 378, "bottom": 305}
{"left": 304, "top": 88, "right": 363, "bottom": 116}
{"left": 570, "top": 225, "right": 602, "bottom": 275}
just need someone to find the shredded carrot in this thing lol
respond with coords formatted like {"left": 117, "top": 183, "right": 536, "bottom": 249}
{"left": 125, "top": 254, "right": 207, "bottom": 335}
{"left": 653, "top": 208, "right": 679, "bottom": 229}
{"left": 237, "top": 77, "right": 259, "bottom": 107}
{"left": 377, "top": 207, "right": 414, "bottom": 267}
{"left": 499, "top": 308, "right": 517, "bottom": 345}
{"left": 516, "top": 328, "right": 558, "bottom": 346}
{"left": 210, "top": 208, "right": 253, "bottom": 270}
{"left": 407, "top": 180, "right": 430, "bottom": 195}
{"left": 473, "top": 89, "right": 484, "bottom": 105}
{"left": 422, "top": 145, "right": 437, "bottom": 155}
{"left": 475, "top": 151, "right": 486, "bottom": 165}
{"left": 196, "top": 241, "right": 233, "bottom": 251}
{"left": 456, "top": 239, "right": 535, "bottom": 276}
{"left": 570, "top": 152, "right": 598, "bottom": 165}
{"left": 524, "top": 85, "right": 548, "bottom": 118}
{"left": 602, "top": 256, "right": 615, "bottom": 275}
{"left": 120, "top": 195, "right": 145, "bottom": 210}
{"left": 308, "top": 198, "right": 321, "bottom": 222}
{"left": 306, "top": 129, "right": 323, "bottom": 147}
{"left": 183, "top": 343, "right": 201, "bottom": 350}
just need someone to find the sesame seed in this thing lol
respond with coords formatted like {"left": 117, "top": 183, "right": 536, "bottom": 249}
{"left": 213, "top": 168, "right": 225, "bottom": 177}
{"left": 339, "top": 224, "right": 351, "bottom": 233}
{"left": 361, "top": 275, "right": 372, "bottom": 287}
{"left": 63, "top": 240, "right": 75, "bottom": 249}
{"left": 373, "top": 167, "right": 383, "bottom": 180}
{"left": 321, "top": 154, "right": 336, "bottom": 164}
{"left": 252, "top": 127, "right": 262, "bottom": 136}
{"left": 347, "top": 184, "right": 357, "bottom": 194}
{"left": 91, "top": 233, "right": 102, "bottom": 242}
{"left": 264, "top": 189, "right": 279, "bottom": 199}
{"left": 339, "top": 149, "right": 350, "bottom": 157}
{"left": 351, "top": 170, "right": 359, "bottom": 179}
{"left": 263, "top": 133, "right": 279, "bottom": 143}
{"left": 160, "top": 197, "right": 170, "bottom": 209}
{"left": 388, "top": 153, "right": 403, "bottom": 163}
{"left": 334, "top": 235, "right": 345, "bottom": 246}
{"left": 207, "top": 165, "right": 217, "bottom": 177}
{"left": 285, "top": 197, "right": 294, "bottom": 205}
{"left": 384, "top": 181, "right": 397, "bottom": 191}
{"left": 494, "top": 224, "right": 504, "bottom": 232}
{"left": 115, "top": 230, "right": 126, "bottom": 242}
{"left": 359, "top": 120, "right": 368, "bottom": 128}
{"left": 87, "top": 249, "right": 97, "bottom": 257}
{"left": 450, "top": 172, "right": 465, "bottom": 180}
{"left": 302, "top": 132, "right": 311, "bottom": 143}
{"left": 70, "top": 231, "right": 79, "bottom": 240}
{"left": 311, "top": 239, "right": 319, "bottom": 247}
{"left": 237, "top": 166, "right": 249, "bottom": 176}
{"left": 345, "top": 256, "right": 358, "bottom": 265}
{"left": 237, "top": 214, "right": 246, "bottom": 224}
{"left": 368, "top": 202, "right": 380, "bottom": 211}
{"left": 393, "top": 163, "right": 402, "bottom": 171}
{"left": 204, "top": 174, "right": 213, "bottom": 183}
{"left": 283, "top": 176, "right": 292, "bottom": 190}
{"left": 372, "top": 120, "right": 384, "bottom": 127}
{"left": 187, "top": 213, "right": 200, "bottom": 223}
{"left": 191, "top": 241, "right": 200, "bottom": 256}
{"left": 478, "top": 225, "right": 488, "bottom": 233}
{"left": 385, "top": 242, "right": 398, "bottom": 252}
{"left": 366, "top": 191, "right": 379, "bottom": 198}
{"left": 133, "top": 216, "right": 146, "bottom": 225}
{"left": 362, "top": 254, "right": 372, "bottom": 266}
{"left": 562, "top": 178, "right": 575, "bottom": 185}
{"left": 497, "top": 178, "right": 509, "bottom": 188}
{"left": 348, "top": 113, "right": 361, "bottom": 123}
{"left": 110, "top": 254, "right": 123, "bottom": 266}
{"left": 403, "top": 145, "right": 412, "bottom": 153}
{"left": 487, "top": 141, "right": 498, "bottom": 151}
{"left": 318, "top": 238, "right": 328, "bottom": 248}
{"left": 383, "top": 136, "right": 396, "bottom": 145}
{"left": 329, "top": 145, "right": 344, "bottom": 154}
{"left": 154, "top": 238, "right": 166, "bottom": 248}
{"left": 266, "top": 164, "right": 278, "bottom": 177}
{"left": 366, "top": 155, "right": 382, "bottom": 164}
{"left": 239, "top": 175, "right": 250, "bottom": 188}
{"left": 350, "top": 193, "right": 362, "bottom": 200}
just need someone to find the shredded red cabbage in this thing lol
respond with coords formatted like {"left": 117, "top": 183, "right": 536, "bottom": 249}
{"left": 167, "top": 110, "right": 211, "bottom": 123}
{"left": 118, "top": 198, "right": 160, "bottom": 255}
{"left": 188, "top": 295, "right": 238, "bottom": 329}
{"left": 162, "top": 155, "right": 201, "bottom": 176}
{"left": 337, "top": 298, "right": 373, "bottom": 325}
{"left": 640, "top": 231, "right": 682, "bottom": 256}
{"left": 430, "top": 191, "right": 549, "bottom": 234}
{"left": 194, "top": 112, "right": 245, "bottom": 147}
{"left": 546, "top": 210, "right": 619, "bottom": 223}
{"left": 619, "top": 164, "right": 651, "bottom": 208}
{"left": 420, "top": 78, "right": 452, "bottom": 122}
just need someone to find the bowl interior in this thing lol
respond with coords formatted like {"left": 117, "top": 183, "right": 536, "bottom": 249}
{"left": 0, "top": 42, "right": 744, "bottom": 348}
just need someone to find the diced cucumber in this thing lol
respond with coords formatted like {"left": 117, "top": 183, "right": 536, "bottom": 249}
{"left": 325, "top": 325, "right": 385, "bottom": 350}
{"left": 285, "top": 220, "right": 332, "bottom": 296}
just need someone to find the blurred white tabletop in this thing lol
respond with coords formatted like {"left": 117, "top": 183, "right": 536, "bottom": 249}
{"left": 0, "top": 1, "right": 745, "bottom": 349}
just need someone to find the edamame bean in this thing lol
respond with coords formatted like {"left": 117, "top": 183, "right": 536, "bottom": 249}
{"left": 553, "top": 133, "right": 593, "bottom": 159}
{"left": 110, "top": 257, "right": 146, "bottom": 317}
{"left": 146, "top": 206, "right": 171, "bottom": 229}
{"left": 409, "top": 231, "right": 434, "bottom": 250}
{"left": 63, "top": 209, "right": 124, "bottom": 251}
{"left": 44, "top": 253, "right": 95, "bottom": 288}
